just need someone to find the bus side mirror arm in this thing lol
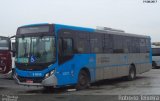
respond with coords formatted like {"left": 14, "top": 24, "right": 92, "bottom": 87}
{"left": 11, "top": 50, "right": 16, "bottom": 57}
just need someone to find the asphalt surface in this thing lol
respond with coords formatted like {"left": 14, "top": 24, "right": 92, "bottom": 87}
{"left": 0, "top": 69, "right": 160, "bottom": 101}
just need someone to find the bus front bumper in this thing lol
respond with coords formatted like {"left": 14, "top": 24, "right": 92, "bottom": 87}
{"left": 14, "top": 74, "right": 57, "bottom": 87}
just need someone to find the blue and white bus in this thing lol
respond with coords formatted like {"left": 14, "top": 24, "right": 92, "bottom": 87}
{"left": 14, "top": 24, "right": 152, "bottom": 90}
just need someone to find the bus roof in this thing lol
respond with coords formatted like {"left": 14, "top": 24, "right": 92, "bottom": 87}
{"left": 19, "top": 23, "right": 150, "bottom": 39}
{"left": 20, "top": 23, "right": 49, "bottom": 27}
{"left": 95, "top": 29, "right": 150, "bottom": 38}
{"left": 55, "top": 24, "right": 94, "bottom": 32}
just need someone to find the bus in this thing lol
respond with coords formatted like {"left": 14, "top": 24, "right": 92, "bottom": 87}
{"left": 14, "top": 24, "right": 152, "bottom": 90}
{"left": 0, "top": 36, "right": 15, "bottom": 78}
{"left": 152, "top": 45, "right": 160, "bottom": 69}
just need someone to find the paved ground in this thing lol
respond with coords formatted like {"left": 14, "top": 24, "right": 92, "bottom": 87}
{"left": 0, "top": 69, "right": 160, "bottom": 101}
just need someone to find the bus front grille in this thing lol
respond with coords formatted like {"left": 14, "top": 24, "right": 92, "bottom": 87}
{"left": 17, "top": 76, "right": 44, "bottom": 83}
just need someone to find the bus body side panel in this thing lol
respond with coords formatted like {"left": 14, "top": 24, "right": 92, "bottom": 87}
{"left": 127, "top": 53, "right": 151, "bottom": 74}
{"left": 96, "top": 54, "right": 129, "bottom": 80}
{"left": 54, "top": 24, "right": 96, "bottom": 86}
{"left": 95, "top": 53, "right": 152, "bottom": 80}
{"left": 55, "top": 54, "right": 96, "bottom": 86}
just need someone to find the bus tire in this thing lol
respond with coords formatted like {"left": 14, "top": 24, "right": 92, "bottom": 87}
{"left": 76, "top": 70, "right": 90, "bottom": 90}
{"left": 127, "top": 65, "right": 136, "bottom": 81}
{"left": 152, "top": 61, "right": 157, "bottom": 69}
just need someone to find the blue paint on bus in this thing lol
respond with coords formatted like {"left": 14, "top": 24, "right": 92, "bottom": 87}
{"left": 55, "top": 24, "right": 95, "bottom": 33}
{"left": 15, "top": 62, "right": 58, "bottom": 77}
{"left": 55, "top": 54, "right": 96, "bottom": 86}
{"left": 15, "top": 54, "right": 96, "bottom": 86}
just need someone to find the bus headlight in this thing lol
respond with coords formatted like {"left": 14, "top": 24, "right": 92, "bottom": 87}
{"left": 45, "top": 70, "right": 55, "bottom": 79}
{"left": 45, "top": 73, "right": 50, "bottom": 78}
{"left": 50, "top": 70, "right": 55, "bottom": 75}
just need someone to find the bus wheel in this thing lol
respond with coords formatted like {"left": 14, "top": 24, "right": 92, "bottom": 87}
{"left": 76, "top": 70, "right": 90, "bottom": 90}
{"left": 152, "top": 61, "right": 157, "bottom": 69}
{"left": 127, "top": 66, "right": 136, "bottom": 81}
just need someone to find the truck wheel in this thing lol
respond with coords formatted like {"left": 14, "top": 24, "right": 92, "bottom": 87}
{"left": 127, "top": 66, "right": 136, "bottom": 81}
{"left": 76, "top": 70, "right": 90, "bottom": 90}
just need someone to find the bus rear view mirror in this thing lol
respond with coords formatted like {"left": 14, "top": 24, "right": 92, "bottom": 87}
{"left": 11, "top": 42, "right": 16, "bottom": 57}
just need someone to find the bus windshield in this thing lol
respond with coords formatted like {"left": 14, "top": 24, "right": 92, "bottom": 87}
{"left": 16, "top": 36, "right": 56, "bottom": 64}
{"left": 0, "top": 39, "right": 9, "bottom": 50}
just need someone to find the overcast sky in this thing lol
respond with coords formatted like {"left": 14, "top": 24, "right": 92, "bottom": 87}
{"left": 0, "top": 0, "right": 159, "bottom": 42}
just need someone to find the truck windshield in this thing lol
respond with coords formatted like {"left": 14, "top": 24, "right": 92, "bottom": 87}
{"left": 16, "top": 36, "right": 56, "bottom": 64}
{"left": 0, "top": 39, "right": 9, "bottom": 50}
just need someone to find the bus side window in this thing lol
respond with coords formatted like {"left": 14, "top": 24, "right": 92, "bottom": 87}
{"left": 63, "top": 38, "right": 73, "bottom": 57}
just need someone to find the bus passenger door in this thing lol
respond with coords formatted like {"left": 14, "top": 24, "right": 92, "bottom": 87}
{"left": 58, "top": 29, "right": 77, "bottom": 84}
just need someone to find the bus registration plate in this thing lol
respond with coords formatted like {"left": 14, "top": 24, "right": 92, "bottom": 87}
{"left": 26, "top": 80, "right": 33, "bottom": 83}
